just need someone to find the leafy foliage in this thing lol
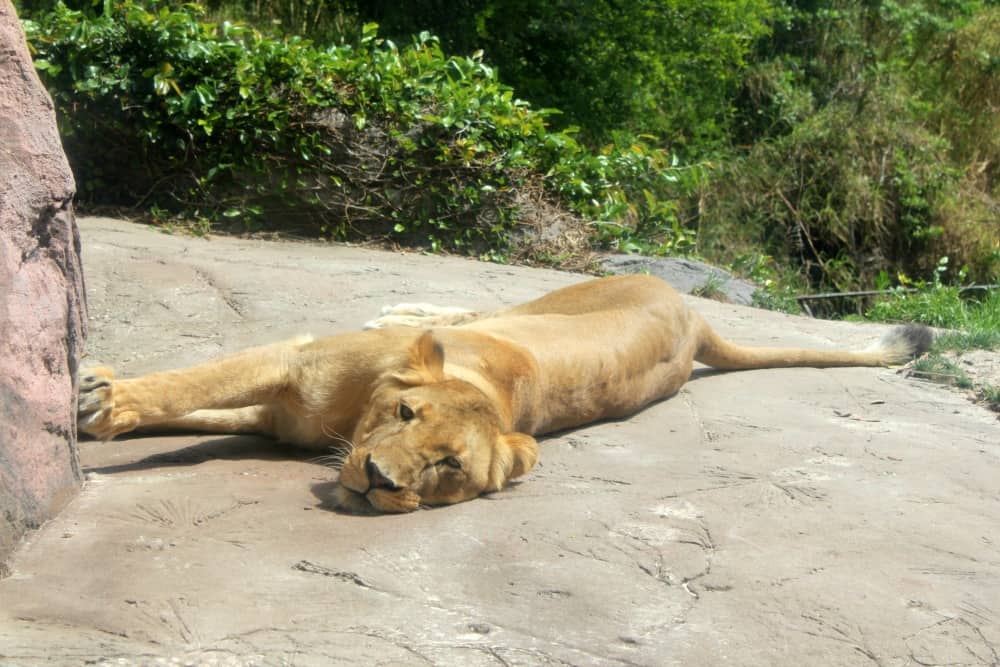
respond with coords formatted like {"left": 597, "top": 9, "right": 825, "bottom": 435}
{"left": 360, "top": 0, "right": 774, "bottom": 149}
{"left": 24, "top": 2, "right": 695, "bottom": 257}
{"left": 699, "top": 0, "right": 999, "bottom": 292}
{"left": 545, "top": 133, "right": 706, "bottom": 255}
{"left": 699, "top": 92, "right": 958, "bottom": 291}
{"left": 20, "top": 0, "right": 999, "bottom": 295}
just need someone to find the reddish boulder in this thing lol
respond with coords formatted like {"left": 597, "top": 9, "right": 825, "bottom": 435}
{"left": 0, "top": 0, "right": 87, "bottom": 571}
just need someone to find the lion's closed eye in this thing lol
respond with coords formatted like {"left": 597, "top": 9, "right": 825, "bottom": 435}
{"left": 439, "top": 456, "right": 462, "bottom": 469}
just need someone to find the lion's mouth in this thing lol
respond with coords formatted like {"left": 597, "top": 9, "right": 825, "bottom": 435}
{"left": 330, "top": 484, "right": 371, "bottom": 514}
{"left": 335, "top": 478, "right": 423, "bottom": 515}
{"left": 336, "top": 451, "right": 423, "bottom": 514}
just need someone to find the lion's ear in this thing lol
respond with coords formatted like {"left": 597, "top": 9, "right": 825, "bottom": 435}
{"left": 394, "top": 331, "right": 446, "bottom": 385}
{"left": 487, "top": 432, "right": 539, "bottom": 492}
{"left": 414, "top": 330, "right": 445, "bottom": 375}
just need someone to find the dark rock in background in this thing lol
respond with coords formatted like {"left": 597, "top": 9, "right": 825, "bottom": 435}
{"left": 601, "top": 254, "right": 758, "bottom": 305}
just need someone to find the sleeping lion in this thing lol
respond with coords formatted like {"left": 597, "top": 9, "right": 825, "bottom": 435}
{"left": 78, "top": 274, "right": 931, "bottom": 513}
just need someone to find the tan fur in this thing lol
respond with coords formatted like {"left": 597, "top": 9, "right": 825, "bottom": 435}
{"left": 78, "top": 275, "right": 929, "bottom": 513}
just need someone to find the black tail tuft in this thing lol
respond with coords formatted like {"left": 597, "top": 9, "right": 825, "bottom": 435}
{"left": 883, "top": 324, "right": 933, "bottom": 362}
{"left": 899, "top": 324, "right": 933, "bottom": 358}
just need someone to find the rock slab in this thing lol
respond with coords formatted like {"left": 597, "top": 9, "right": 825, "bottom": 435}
{"left": 0, "top": 0, "right": 86, "bottom": 569}
{"left": 2, "top": 218, "right": 997, "bottom": 666}
{"left": 602, "top": 254, "right": 759, "bottom": 305}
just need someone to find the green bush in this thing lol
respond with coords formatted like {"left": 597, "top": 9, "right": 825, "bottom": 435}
{"left": 24, "top": 0, "right": 777, "bottom": 150}
{"left": 352, "top": 0, "right": 777, "bottom": 149}
{"left": 26, "top": 0, "right": 995, "bottom": 290}
{"left": 698, "top": 93, "right": 956, "bottom": 291}
{"left": 25, "top": 2, "right": 701, "bottom": 257}
{"left": 545, "top": 133, "right": 707, "bottom": 255}
{"left": 696, "top": 0, "right": 998, "bottom": 293}
{"left": 25, "top": 4, "right": 537, "bottom": 249}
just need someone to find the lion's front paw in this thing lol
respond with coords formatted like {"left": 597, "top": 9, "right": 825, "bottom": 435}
{"left": 77, "top": 367, "right": 140, "bottom": 440}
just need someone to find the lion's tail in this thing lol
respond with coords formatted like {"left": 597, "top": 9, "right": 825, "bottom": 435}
{"left": 693, "top": 318, "right": 932, "bottom": 371}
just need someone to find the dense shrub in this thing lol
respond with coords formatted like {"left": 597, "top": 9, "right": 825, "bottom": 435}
{"left": 359, "top": 0, "right": 775, "bottom": 149}
{"left": 698, "top": 93, "right": 958, "bottom": 291}
{"left": 25, "top": 5, "right": 528, "bottom": 249}
{"left": 698, "top": 0, "right": 999, "bottom": 292}
{"left": 22, "top": 0, "right": 998, "bottom": 294}
{"left": 25, "top": 2, "right": 697, "bottom": 258}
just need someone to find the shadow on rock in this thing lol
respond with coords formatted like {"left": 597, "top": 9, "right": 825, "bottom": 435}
{"left": 83, "top": 434, "right": 320, "bottom": 475}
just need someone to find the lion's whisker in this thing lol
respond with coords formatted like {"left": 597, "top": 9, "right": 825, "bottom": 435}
{"left": 321, "top": 422, "right": 355, "bottom": 449}
{"left": 310, "top": 453, "right": 346, "bottom": 465}
{"left": 307, "top": 423, "right": 357, "bottom": 469}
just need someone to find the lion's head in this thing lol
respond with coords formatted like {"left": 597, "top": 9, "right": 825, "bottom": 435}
{"left": 335, "top": 332, "right": 538, "bottom": 513}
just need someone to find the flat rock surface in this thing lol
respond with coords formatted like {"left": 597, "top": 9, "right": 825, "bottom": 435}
{"left": 600, "top": 255, "right": 758, "bottom": 305}
{"left": 2, "top": 217, "right": 998, "bottom": 666}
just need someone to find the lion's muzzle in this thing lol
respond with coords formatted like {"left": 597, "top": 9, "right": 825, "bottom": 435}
{"left": 364, "top": 454, "right": 401, "bottom": 491}
{"left": 335, "top": 449, "right": 421, "bottom": 514}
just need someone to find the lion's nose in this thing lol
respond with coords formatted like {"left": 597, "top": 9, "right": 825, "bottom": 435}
{"left": 365, "top": 454, "right": 400, "bottom": 491}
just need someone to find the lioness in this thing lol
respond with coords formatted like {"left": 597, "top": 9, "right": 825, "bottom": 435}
{"left": 78, "top": 274, "right": 930, "bottom": 513}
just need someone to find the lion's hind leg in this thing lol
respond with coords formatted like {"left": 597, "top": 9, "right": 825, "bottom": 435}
{"left": 363, "top": 303, "right": 481, "bottom": 330}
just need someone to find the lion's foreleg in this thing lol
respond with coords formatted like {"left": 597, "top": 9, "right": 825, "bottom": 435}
{"left": 145, "top": 406, "right": 276, "bottom": 436}
{"left": 79, "top": 336, "right": 311, "bottom": 440}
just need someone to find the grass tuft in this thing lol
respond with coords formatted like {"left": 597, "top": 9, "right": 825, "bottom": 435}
{"left": 866, "top": 287, "right": 1000, "bottom": 353}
